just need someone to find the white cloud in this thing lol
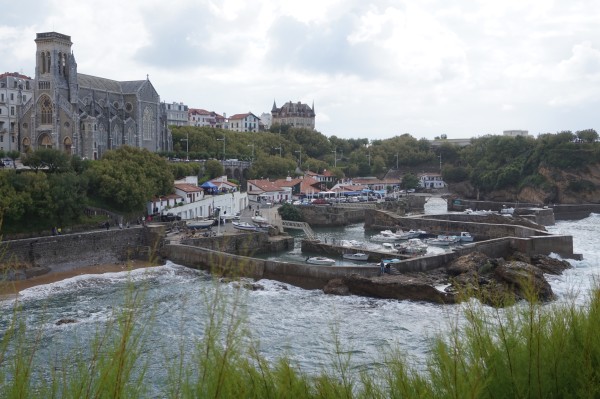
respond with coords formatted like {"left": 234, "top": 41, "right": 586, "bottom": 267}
{"left": 2, "top": 0, "right": 600, "bottom": 139}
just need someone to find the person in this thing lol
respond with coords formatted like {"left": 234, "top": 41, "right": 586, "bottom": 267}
{"left": 105, "top": 221, "right": 110, "bottom": 230}
{"left": 379, "top": 261, "right": 385, "bottom": 276}
{"left": 126, "top": 221, "right": 130, "bottom": 228}
{"left": 57, "top": 227, "right": 62, "bottom": 235}
{"left": 52, "top": 226, "right": 57, "bottom": 236}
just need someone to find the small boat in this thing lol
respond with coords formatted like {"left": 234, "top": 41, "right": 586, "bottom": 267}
{"left": 427, "top": 235, "right": 460, "bottom": 246}
{"left": 232, "top": 221, "right": 269, "bottom": 232}
{"left": 395, "top": 238, "right": 428, "bottom": 255}
{"left": 342, "top": 252, "right": 369, "bottom": 261}
{"left": 251, "top": 215, "right": 272, "bottom": 227}
{"left": 382, "top": 258, "right": 402, "bottom": 264}
{"left": 381, "top": 242, "right": 395, "bottom": 251}
{"left": 305, "top": 256, "right": 336, "bottom": 265}
{"left": 186, "top": 219, "right": 215, "bottom": 230}
{"left": 458, "top": 232, "right": 474, "bottom": 242}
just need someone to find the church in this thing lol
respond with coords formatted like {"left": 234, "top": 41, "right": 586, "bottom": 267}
{"left": 18, "top": 32, "right": 172, "bottom": 159}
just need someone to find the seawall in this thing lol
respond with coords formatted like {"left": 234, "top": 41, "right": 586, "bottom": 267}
{"left": 1, "top": 225, "right": 164, "bottom": 280}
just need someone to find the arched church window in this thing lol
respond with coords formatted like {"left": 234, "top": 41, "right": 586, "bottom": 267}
{"left": 58, "top": 52, "right": 62, "bottom": 75}
{"left": 47, "top": 52, "right": 51, "bottom": 73}
{"left": 62, "top": 53, "right": 67, "bottom": 76}
{"left": 41, "top": 97, "right": 53, "bottom": 124}
{"left": 40, "top": 52, "right": 46, "bottom": 74}
{"left": 143, "top": 107, "right": 153, "bottom": 140}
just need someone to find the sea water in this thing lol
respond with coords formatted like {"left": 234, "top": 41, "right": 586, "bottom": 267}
{"left": 1, "top": 198, "right": 599, "bottom": 393}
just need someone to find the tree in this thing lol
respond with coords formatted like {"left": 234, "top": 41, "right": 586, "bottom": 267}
{"left": 576, "top": 129, "right": 599, "bottom": 143}
{"left": 400, "top": 173, "right": 419, "bottom": 190}
{"left": 22, "top": 148, "right": 72, "bottom": 173}
{"left": 249, "top": 156, "right": 297, "bottom": 179}
{"left": 85, "top": 147, "right": 174, "bottom": 212}
{"left": 6, "top": 150, "right": 20, "bottom": 169}
{"left": 277, "top": 203, "right": 304, "bottom": 221}
{"left": 204, "top": 159, "right": 224, "bottom": 179}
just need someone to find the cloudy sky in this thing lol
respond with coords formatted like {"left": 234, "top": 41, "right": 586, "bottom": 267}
{"left": 2, "top": 0, "right": 600, "bottom": 140}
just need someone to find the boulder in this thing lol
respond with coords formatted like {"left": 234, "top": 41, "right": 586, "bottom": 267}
{"left": 494, "top": 261, "right": 555, "bottom": 301}
{"left": 530, "top": 254, "right": 572, "bottom": 275}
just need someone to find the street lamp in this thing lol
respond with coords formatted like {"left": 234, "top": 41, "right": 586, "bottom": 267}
{"left": 332, "top": 148, "right": 337, "bottom": 167}
{"left": 181, "top": 132, "right": 189, "bottom": 160}
{"left": 294, "top": 149, "right": 302, "bottom": 169}
{"left": 217, "top": 137, "right": 226, "bottom": 161}
{"left": 17, "top": 79, "right": 23, "bottom": 153}
{"left": 367, "top": 151, "right": 371, "bottom": 166}
{"left": 247, "top": 143, "right": 255, "bottom": 161}
{"left": 395, "top": 153, "right": 399, "bottom": 169}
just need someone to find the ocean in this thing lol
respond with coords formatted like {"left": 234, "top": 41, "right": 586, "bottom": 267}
{"left": 1, "top": 197, "right": 599, "bottom": 394}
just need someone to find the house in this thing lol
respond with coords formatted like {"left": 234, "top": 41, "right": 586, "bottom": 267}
{"left": 304, "top": 170, "right": 336, "bottom": 185}
{"left": 247, "top": 179, "right": 290, "bottom": 203}
{"left": 208, "top": 175, "right": 239, "bottom": 193}
{"left": 189, "top": 108, "right": 227, "bottom": 129}
{"left": 227, "top": 112, "right": 260, "bottom": 132}
{"left": 418, "top": 173, "right": 446, "bottom": 189}
{"left": 175, "top": 183, "right": 204, "bottom": 203}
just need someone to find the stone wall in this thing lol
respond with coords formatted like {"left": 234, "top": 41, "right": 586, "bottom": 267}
{"left": 162, "top": 244, "right": 379, "bottom": 290}
{"left": 178, "top": 232, "right": 294, "bottom": 256}
{"left": 1, "top": 225, "right": 163, "bottom": 277}
{"left": 299, "top": 205, "right": 366, "bottom": 227}
{"left": 551, "top": 204, "right": 600, "bottom": 220}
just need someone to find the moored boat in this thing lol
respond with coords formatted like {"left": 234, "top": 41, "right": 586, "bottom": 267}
{"left": 342, "top": 252, "right": 369, "bottom": 261}
{"left": 426, "top": 235, "right": 460, "bottom": 246}
{"left": 395, "top": 238, "right": 428, "bottom": 255}
{"left": 305, "top": 256, "right": 336, "bottom": 265}
{"left": 232, "top": 221, "right": 269, "bottom": 232}
{"left": 458, "top": 232, "right": 474, "bottom": 242}
{"left": 186, "top": 219, "right": 215, "bottom": 229}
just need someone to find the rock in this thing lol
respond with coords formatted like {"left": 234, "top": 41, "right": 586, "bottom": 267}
{"left": 56, "top": 318, "right": 77, "bottom": 326}
{"left": 327, "top": 274, "right": 455, "bottom": 304}
{"left": 530, "top": 254, "right": 571, "bottom": 275}
{"left": 446, "top": 252, "right": 489, "bottom": 276}
{"left": 494, "top": 261, "right": 555, "bottom": 301}
{"left": 323, "top": 278, "right": 351, "bottom": 296}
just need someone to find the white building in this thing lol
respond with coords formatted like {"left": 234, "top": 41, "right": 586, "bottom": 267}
{"left": 165, "top": 101, "right": 189, "bottom": 127}
{"left": 503, "top": 130, "right": 529, "bottom": 137}
{"left": 0, "top": 72, "right": 34, "bottom": 152}
{"left": 418, "top": 173, "right": 446, "bottom": 189}
{"left": 227, "top": 112, "right": 260, "bottom": 132}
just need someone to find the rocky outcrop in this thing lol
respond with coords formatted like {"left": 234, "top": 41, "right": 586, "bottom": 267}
{"left": 323, "top": 252, "right": 572, "bottom": 306}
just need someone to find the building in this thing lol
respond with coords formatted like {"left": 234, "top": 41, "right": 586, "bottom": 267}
{"left": 16, "top": 32, "right": 171, "bottom": 159}
{"left": 0, "top": 72, "right": 34, "bottom": 152}
{"left": 259, "top": 112, "right": 272, "bottom": 130}
{"left": 271, "top": 100, "right": 315, "bottom": 130}
{"left": 188, "top": 108, "right": 227, "bottom": 129}
{"left": 164, "top": 102, "right": 189, "bottom": 126}
{"left": 503, "top": 130, "right": 529, "bottom": 137}
{"left": 418, "top": 173, "right": 446, "bottom": 189}
{"left": 227, "top": 112, "right": 260, "bottom": 132}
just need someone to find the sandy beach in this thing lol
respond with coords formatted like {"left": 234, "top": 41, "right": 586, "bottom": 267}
{"left": 0, "top": 260, "right": 161, "bottom": 298}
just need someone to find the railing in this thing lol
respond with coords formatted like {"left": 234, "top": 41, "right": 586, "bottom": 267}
{"left": 281, "top": 220, "right": 316, "bottom": 240}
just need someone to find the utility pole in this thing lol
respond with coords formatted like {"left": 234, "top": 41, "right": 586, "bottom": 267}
{"left": 367, "top": 151, "right": 371, "bottom": 166}
{"left": 181, "top": 132, "right": 189, "bottom": 161}
{"left": 332, "top": 147, "right": 338, "bottom": 167}
{"left": 438, "top": 153, "right": 442, "bottom": 172}
{"left": 294, "top": 150, "right": 302, "bottom": 169}
{"left": 395, "top": 153, "right": 399, "bottom": 169}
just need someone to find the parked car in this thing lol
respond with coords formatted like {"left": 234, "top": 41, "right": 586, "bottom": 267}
{"left": 311, "top": 198, "right": 329, "bottom": 205}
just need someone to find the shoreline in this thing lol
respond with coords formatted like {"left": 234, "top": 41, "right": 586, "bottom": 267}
{"left": 0, "top": 260, "right": 160, "bottom": 298}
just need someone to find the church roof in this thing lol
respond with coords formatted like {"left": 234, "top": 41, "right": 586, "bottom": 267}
{"left": 77, "top": 73, "right": 146, "bottom": 94}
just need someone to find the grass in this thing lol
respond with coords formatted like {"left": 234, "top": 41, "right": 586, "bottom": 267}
{"left": 1, "top": 262, "right": 600, "bottom": 398}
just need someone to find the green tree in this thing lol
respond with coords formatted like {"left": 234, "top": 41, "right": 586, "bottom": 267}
{"left": 86, "top": 147, "right": 173, "bottom": 212}
{"left": 6, "top": 150, "right": 20, "bottom": 169}
{"left": 576, "top": 129, "right": 599, "bottom": 143}
{"left": 22, "top": 148, "right": 72, "bottom": 173}
{"left": 277, "top": 203, "right": 304, "bottom": 221}
{"left": 204, "top": 159, "right": 224, "bottom": 179}
{"left": 400, "top": 173, "right": 419, "bottom": 190}
{"left": 250, "top": 156, "right": 297, "bottom": 179}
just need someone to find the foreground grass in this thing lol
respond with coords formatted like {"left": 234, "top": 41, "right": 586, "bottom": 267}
{"left": 1, "top": 274, "right": 600, "bottom": 398}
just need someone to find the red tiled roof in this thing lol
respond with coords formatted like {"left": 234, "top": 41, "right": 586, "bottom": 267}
{"left": 151, "top": 193, "right": 183, "bottom": 201}
{"left": 247, "top": 179, "right": 284, "bottom": 192}
{"left": 0, "top": 72, "right": 32, "bottom": 80}
{"left": 174, "top": 183, "right": 202, "bottom": 192}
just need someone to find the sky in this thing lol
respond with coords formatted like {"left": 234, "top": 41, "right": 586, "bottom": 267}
{"left": 2, "top": 0, "right": 600, "bottom": 141}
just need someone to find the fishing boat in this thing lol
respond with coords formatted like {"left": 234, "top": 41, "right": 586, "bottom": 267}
{"left": 186, "top": 219, "right": 215, "bottom": 230}
{"left": 342, "top": 252, "right": 369, "bottom": 261}
{"left": 305, "top": 256, "right": 336, "bottom": 265}
{"left": 232, "top": 221, "right": 269, "bottom": 232}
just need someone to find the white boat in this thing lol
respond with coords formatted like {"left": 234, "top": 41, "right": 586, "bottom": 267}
{"left": 458, "top": 232, "right": 474, "bottom": 242}
{"left": 381, "top": 243, "right": 396, "bottom": 252}
{"left": 186, "top": 219, "right": 214, "bottom": 229}
{"left": 305, "top": 256, "right": 336, "bottom": 265}
{"left": 342, "top": 252, "right": 369, "bottom": 261}
{"left": 427, "top": 235, "right": 460, "bottom": 246}
{"left": 232, "top": 221, "right": 269, "bottom": 232}
{"left": 395, "top": 238, "right": 428, "bottom": 255}
{"left": 382, "top": 258, "right": 402, "bottom": 264}
{"left": 251, "top": 215, "right": 272, "bottom": 227}
{"left": 372, "top": 230, "right": 404, "bottom": 241}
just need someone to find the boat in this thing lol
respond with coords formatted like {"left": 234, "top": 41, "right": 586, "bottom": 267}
{"left": 381, "top": 242, "right": 396, "bottom": 252}
{"left": 426, "top": 235, "right": 460, "bottom": 246}
{"left": 371, "top": 230, "right": 404, "bottom": 241}
{"left": 342, "top": 252, "right": 369, "bottom": 261}
{"left": 186, "top": 219, "right": 215, "bottom": 229}
{"left": 458, "top": 232, "right": 474, "bottom": 242}
{"left": 232, "top": 221, "right": 269, "bottom": 232}
{"left": 305, "top": 256, "right": 336, "bottom": 265}
{"left": 382, "top": 258, "right": 402, "bottom": 264}
{"left": 251, "top": 215, "right": 272, "bottom": 227}
{"left": 395, "top": 238, "right": 428, "bottom": 255}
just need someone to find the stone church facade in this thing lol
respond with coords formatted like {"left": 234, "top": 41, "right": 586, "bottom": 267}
{"left": 18, "top": 32, "right": 171, "bottom": 159}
